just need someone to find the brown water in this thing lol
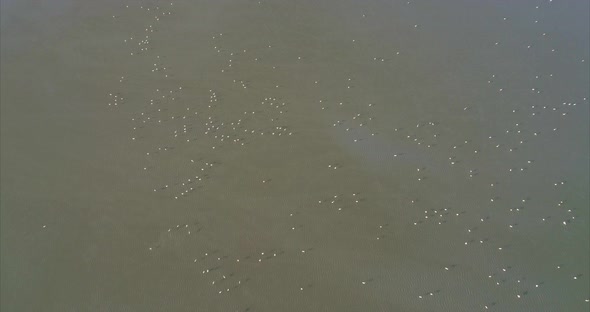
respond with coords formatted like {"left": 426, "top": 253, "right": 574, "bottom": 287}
{"left": 1, "top": 0, "right": 588, "bottom": 311}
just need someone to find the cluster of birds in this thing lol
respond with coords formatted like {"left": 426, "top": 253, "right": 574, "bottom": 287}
{"left": 106, "top": 0, "right": 588, "bottom": 310}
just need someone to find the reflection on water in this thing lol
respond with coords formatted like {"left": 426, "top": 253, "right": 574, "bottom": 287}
{"left": 1, "top": 0, "right": 588, "bottom": 311}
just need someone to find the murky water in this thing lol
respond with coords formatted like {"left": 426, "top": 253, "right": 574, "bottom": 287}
{"left": 1, "top": 0, "right": 588, "bottom": 311}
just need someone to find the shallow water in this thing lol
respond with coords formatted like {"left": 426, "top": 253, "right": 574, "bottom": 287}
{"left": 1, "top": 0, "right": 588, "bottom": 311}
